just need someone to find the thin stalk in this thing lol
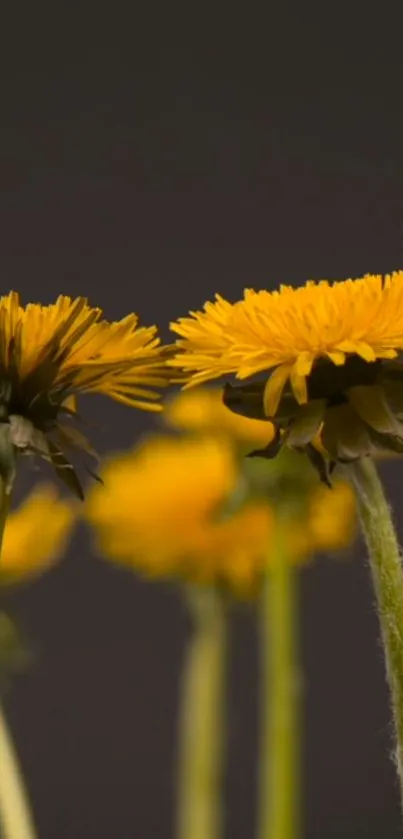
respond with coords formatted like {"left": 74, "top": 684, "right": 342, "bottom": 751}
{"left": 176, "top": 585, "right": 227, "bottom": 839}
{"left": 0, "top": 475, "right": 38, "bottom": 839}
{"left": 0, "top": 477, "right": 9, "bottom": 556}
{"left": 258, "top": 528, "right": 301, "bottom": 839}
{"left": 350, "top": 457, "right": 403, "bottom": 800}
{"left": 0, "top": 704, "right": 37, "bottom": 839}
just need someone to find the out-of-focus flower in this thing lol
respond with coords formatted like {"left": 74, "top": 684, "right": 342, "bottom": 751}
{"left": 169, "top": 273, "right": 403, "bottom": 480}
{"left": 85, "top": 436, "right": 271, "bottom": 593}
{"left": 288, "top": 479, "right": 357, "bottom": 560}
{"left": 165, "top": 388, "right": 275, "bottom": 451}
{"left": 85, "top": 436, "right": 356, "bottom": 596}
{"left": 0, "top": 292, "right": 170, "bottom": 497}
{"left": 0, "top": 485, "right": 76, "bottom": 585}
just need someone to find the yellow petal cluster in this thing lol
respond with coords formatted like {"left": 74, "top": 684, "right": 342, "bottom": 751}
{"left": 0, "top": 485, "right": 76, "bottom": 585}
{"left": 0, "top": 291, "right": 169, "bottom": 411}
{"left": 170, "top": 273, "right": 403, "bottom": 412}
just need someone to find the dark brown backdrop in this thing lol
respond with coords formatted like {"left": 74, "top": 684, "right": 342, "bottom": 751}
{"left": 1, "top": 4, "right": 403, "bottom": 837}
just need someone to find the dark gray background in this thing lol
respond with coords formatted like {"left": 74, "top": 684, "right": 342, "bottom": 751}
{"left": 1, "top": 3, "right": 403, "bottom": 837}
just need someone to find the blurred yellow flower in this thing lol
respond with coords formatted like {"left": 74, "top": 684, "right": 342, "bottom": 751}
{"left": 165, "top": 388, "right": 275, "bottom": 451}
{"left": 288, "top": 480, "right": 356, "bottom": 561}
{"left": 85, "top": 436, "right": 271, "bottom": 593}
{"left": 85, "top": 436, "right": 356, "bottom": 595}
{"left": 0, "top": 485, "right": 76, "bottom": 585}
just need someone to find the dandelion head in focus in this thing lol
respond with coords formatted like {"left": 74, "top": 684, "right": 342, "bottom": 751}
{"left": 0, "top": 292, "right": 169, "bottom": 497}
{"left": 170, "top": 273, "right": 403, "bottom": 480}
{"left": 0, "top": 484, "right": 76, "bottom": 585}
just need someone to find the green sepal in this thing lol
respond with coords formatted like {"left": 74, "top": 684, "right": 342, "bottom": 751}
{"left": 365, "top": 427, "right": 403, "bottom": 455}
{"left": 55, "top": 423, "right": 99, "bottom": 461}
{"left": 305, "top": 443, "right": 335, "bottom": 487}
{"left": 381, "top": 380, "right": 403, "bottom": 419}
{"left": 321, "top": 403, "right": 373, "bottom": 461}
{"left": 53, "top": 423, "right": 103, "bottom": 487}
{"left": 85, "top": 465, "right": 104, "bottom": 485}
{"left": 286, "top": 399, "right": 326, "bottom": 447}
{"left": 223, "top": 382, "right": 266, "bottom": 419}
{"left": 268, "top": 388, "right": 300, "bottom": 425}
{"left": 0, "top": 423, "right": 17, "bottom": 494}
{"left": 348, "top": 385, "right": 403, "bottom": 435}
{"left": 223, "top": 379, "right": 303, "bottom": 426}
{"left": 48, "top": 441, "right": 85, "bottom": 500}
{"left": 247, "top": 426, "right": 282, "bottom": 459}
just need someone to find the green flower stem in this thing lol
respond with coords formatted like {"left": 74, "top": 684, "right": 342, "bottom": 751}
{"left": 258, "top": 528, "right": 301, "bottom": 839}
{"left": 176, "top": 585, "right": 227, "bottom": 839}
{"left": 0, "top": 475, "right": 9, "bottom": 556}
{"left": 350, "top": 457, "right": 403, "bottom": 799}
{"left": 0, "top": 475, "right": 37, "bottom": 839}
{"left": 0, "top": 702, "right": 37, "bottom": 839}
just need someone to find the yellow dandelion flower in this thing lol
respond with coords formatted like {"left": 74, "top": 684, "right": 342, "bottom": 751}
{"left": 165, "top": 387, "right": 275, "bottom": 450}
{"left": 0, "top": 485, "right": 75, "bottom": 585}
{"left": 0, "top": 292, "right": 170, "bottom": 497}
{"left": 170, "top": 273, "right": 403, "bottom": 479}
{"left": 288, "top": 480, "right": 357, "bottom": 560}
{"left": 85, "top": 436, "right": 356, "bottom": 596}
{"left": 85, "top": 435, "right": 273, "bottom": 594}
{"left": 307, "top": 480, "right": 357, "bottom": 551}
{"left": 170, "top": 295, "right": 237, "bottom": 385}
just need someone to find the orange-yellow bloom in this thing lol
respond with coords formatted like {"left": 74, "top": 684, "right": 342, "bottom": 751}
{"left": 170, "top": 273, "right": 403, "bottom": 474}
{"left": 170, "top": 274, "right": 403, "bottom": 401}
{"left": 85, "top": 436, "right": 271, "bottom": 593}
{"left": 85, "top": 436, "right": 356, "bottom": 595}
{"left": 0, "top": 292, "right": 170, "bottom": 496}
{"left": 0, "top": 485, "right": 76, "bottom": 585}
{"left": 288, "top": 480, "right": 356, "bottom": 560}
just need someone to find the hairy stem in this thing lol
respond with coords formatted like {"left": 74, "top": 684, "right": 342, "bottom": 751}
{"left": 350, "top": 457, "right": 403, "bottom": 800}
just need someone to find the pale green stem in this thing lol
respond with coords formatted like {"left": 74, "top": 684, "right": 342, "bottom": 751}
{"left": 258, "top": 529, "right": 301, "bottom": 839}
{"left": 0, "top": 475, "right": 38, "bottom": 839}
{"left": 350, "top": 457, "right": 403, "bottom": 801}
{"left": 176, "top": 585, "right": 227, "bottom": 839}
{"left": 0, "top": 705, "right": 37, "bottom": 839}
{"left": 0, "top": 476, "right": 9, "bottom": 556}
